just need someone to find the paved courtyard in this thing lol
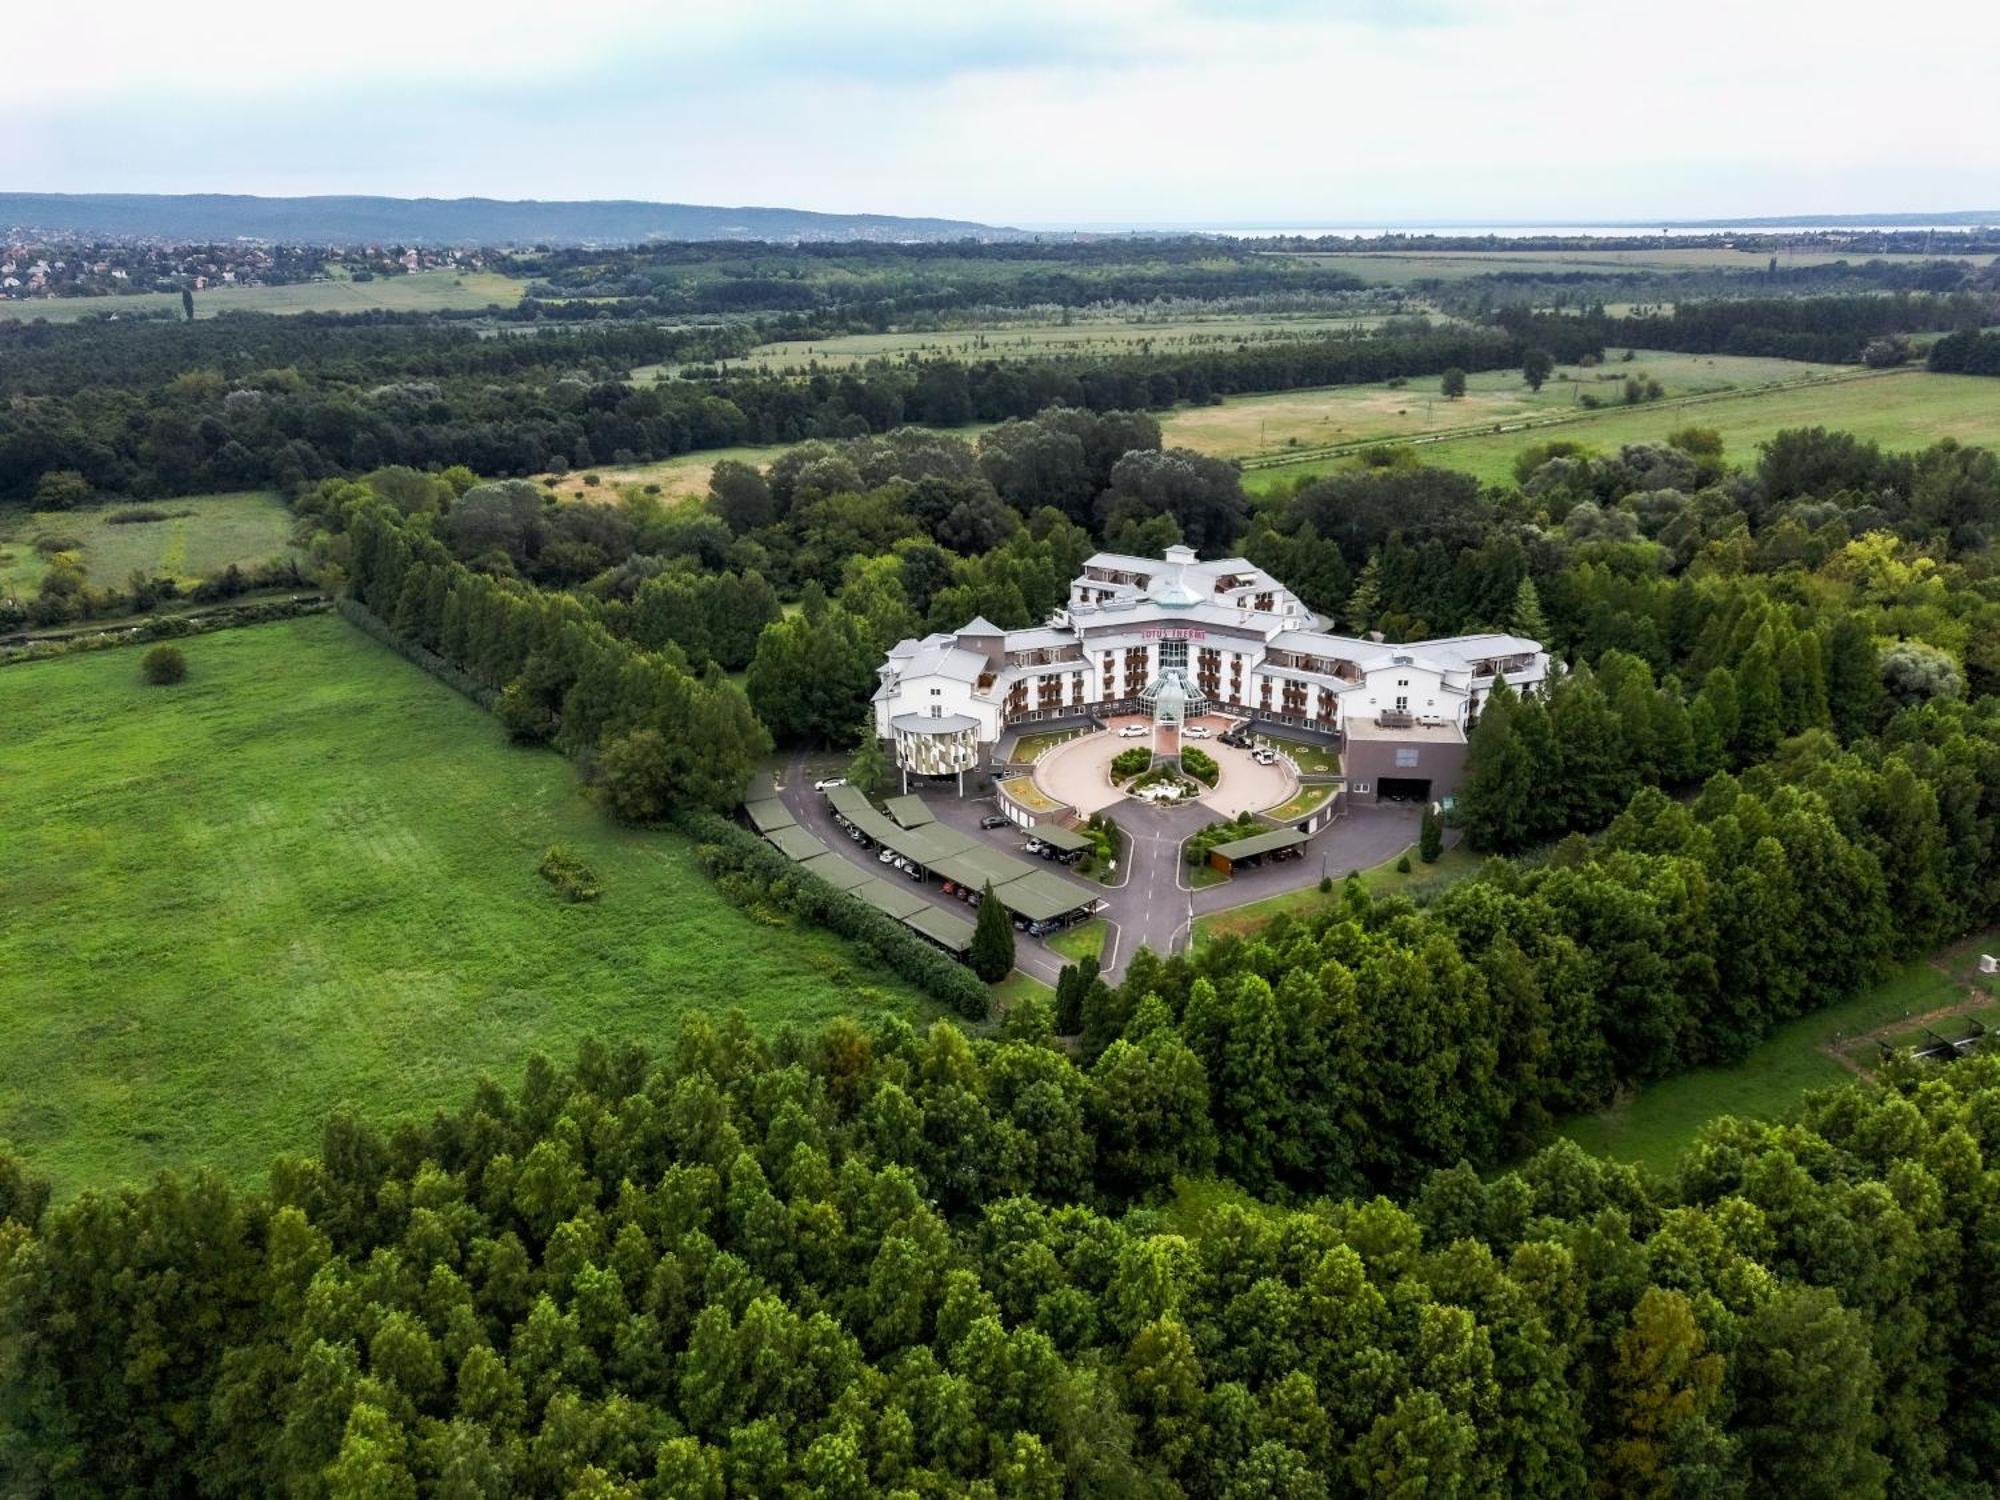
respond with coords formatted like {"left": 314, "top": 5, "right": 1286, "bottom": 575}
{"left": 1030, "top": 712, "right": 1297, "bottom": 819}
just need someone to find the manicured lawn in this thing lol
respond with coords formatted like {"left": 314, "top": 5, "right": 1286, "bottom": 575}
{"left": 1010, "top": 728, "right": 1086, "bottom": 763}
{"left": 1194, "top": 841, "right": 1477, "bottom": 943}
{"left": 1045, "top": 920, "right": 1108, "bottom": 963}
{"left": 0, "top": 614, "right": 932, "bottom": 1197}
{"left": 1560, "top": 959, "right": 1966, "bottom": 1175}
{"left": 0, "top": 491, "right": 296, "bottom": 601}
{"left": 1263, "top": 783, "right": 1339, "bottom": 824}
{"left": 1255, "top": 733, "right": 1342, "bottom": 775}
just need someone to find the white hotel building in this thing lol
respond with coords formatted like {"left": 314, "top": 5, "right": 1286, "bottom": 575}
{"left": 873, "top": 545, "right": 1549, "bottom": 806}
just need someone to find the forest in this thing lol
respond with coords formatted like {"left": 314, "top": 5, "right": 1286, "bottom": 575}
{"left": 9, "top": 231, "right": 2000, "bottom": 1496}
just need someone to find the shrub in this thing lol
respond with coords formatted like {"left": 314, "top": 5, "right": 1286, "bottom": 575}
{"left": 1110, "top": 747, "right": 1152, "bottom": 780}
{"left": 1181, "top": 746, "right": 1218, "bottom": 786}
{"left": 33, "top": 534, "right": 83, "bottom": 557}
{"left": 1395, "top": 853, "right": 1412, "bottom": 874}
{"left": 33, "top": 470, "right": 92, "bottom": 510}
{"left": 538, "top": 845, "right": 602, "bottom": 902}
{"left": 1318, "top": 874, "right": 1334, "bottom": 894}
{"left": 140, "top": 644, "right": 187, "bottom": 685}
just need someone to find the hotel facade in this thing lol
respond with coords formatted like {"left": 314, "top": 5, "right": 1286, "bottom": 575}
{"left": 873, "top": 545, "right": 1548, "bottom": 805}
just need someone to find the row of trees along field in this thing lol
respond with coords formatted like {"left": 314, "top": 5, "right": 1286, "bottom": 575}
{"left": 7, "top": 994, "right": 2000, "bottom": 1497}
{"left": 0, "top": 309, "right": 1599, "bottom": 501}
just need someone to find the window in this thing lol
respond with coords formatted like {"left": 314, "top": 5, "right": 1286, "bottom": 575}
{"left": 930, "top": 705, "right": 942, "bottom": 718}
{"left": 930, "top": 687, "right": 941, "bottom": 696}
{"left": 1395, "top": 694, "right": 1408, "bottom": 713}
{"left": 1159, "top": 639, "right": 1188, "bottom": 672}
{"left": 1394, "top": 747, "right": 1419, "bottom": 767}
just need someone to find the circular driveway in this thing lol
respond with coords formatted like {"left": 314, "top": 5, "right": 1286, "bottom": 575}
{"left": 1032, "top": 714, "right": 1297, "bottom": 819}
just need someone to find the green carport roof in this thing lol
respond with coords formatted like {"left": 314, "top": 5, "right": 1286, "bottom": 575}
{"left": 798, "top": 852, "right": 872, "bottom": 891}
{"left": 764, "top": 825, "right": 826, "bottom": 862}
{"left": 825, "top": 784, "right": 873, "bottom": 819}
{"left": 1211, "top": 827, "right": 1309, "bottom": 862}
{"left": 744, "top": 799, "right": 796, "bottom": 833}
{"left": 884, "top": 794, "right": 936, "bottom": 828}
{"left": 1031, "top": 824, "right": 1092, "bottom": 852}
{"left": 993, "top": 869, "right": 1097, "bottom": 922}
{"left": 854, "top": 878, "right": 932, "bottom": 921}
{"left": 903, "top": 905, "right": 976, "bottom": 953}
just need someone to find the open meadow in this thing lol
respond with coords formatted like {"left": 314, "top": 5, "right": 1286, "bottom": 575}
{"left": 0, "top": 269, "right": 525, "bottom": 322}
{"left": 1560, "top": 937, "right": 2000, "bottom": 1174}
{"left": 1242, "top": 367, "right": 2000, "bottom": 491}
{"left": 0, "top": 615, "right": 932, "bottom": 1196}
{"left": 0, "top": 490, "right": 296, "bottom": 602}
{"left": 640, "top": 311, "right": 1411, "bottom": 379}
{"left": 1168, "top": 350, "right": 1852, "bottom": 465}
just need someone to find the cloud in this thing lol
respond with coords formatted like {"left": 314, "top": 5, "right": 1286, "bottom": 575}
{"left": 13, "top": 0, "right": 2000, "bottom": 222}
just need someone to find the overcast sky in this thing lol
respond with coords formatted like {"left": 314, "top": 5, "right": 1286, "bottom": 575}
{"left": 16, "top": 0, "right": 2000, "bottom": 225}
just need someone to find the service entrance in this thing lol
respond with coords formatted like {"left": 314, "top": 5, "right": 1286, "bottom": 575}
{"left": 1375, "top": 776, "right": 1432, "bottom": 804}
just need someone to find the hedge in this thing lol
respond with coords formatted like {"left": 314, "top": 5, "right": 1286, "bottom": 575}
{"left": 678, "top": 811, "right": 992, "bottom": 1020}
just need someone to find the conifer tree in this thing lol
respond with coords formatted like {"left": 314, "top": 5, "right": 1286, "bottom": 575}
{"left": 1419, "top": 805, "right": 1443, "bottom": 863}
{"left": 1509, "top": 576, "right": 1548, "bottom": 641}
{"left": 1345, "top": 553, "right": 1383, "bottom": 636}
{"left": 969, "top": 883, "right": 1015, "bottom": 983}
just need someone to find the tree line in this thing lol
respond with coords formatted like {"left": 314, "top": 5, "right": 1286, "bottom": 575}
{"left": 7, "top": 983, "right": 2000, "bottom": 1496}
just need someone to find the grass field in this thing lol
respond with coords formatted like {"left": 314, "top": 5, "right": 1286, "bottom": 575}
{"left": 1194, "top": 841, "right": 1479, "bottom": 944}
{"left": 644, "top": 313, "right": 1410, "bottom": 379}
{"left": 0, "top": 615, "right": 932, "bottom": 1196}
{"left": 1271, "top": 246, "right": 1998, "bottom": 286}
{"left": 0, "top": 491, "right": 296, "bottom": 601}
{"left": 1167, "top": 350, "right": 1852, "bottom": 466}
{"left": 1242, "top": 367, "right": 2000, "bottom": 491}
{"left": 1045, "top": 920, "right": 1109, "bottom": 964}
{"left": 1559, "top": 957, "right": 1979, "bottom": 1174}
{"left": 0, "top": 270, "right": 526, "bottom": 323}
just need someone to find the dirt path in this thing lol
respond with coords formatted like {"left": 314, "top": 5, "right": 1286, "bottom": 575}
{"left": 1819, "top": 984, "right": 1995, "bottom": 1075}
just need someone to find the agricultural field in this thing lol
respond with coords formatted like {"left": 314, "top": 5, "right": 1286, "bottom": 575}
{"left": 0, "top": 269, "right": 525, "bottom": 322}
{"left": 1271, "top": 245, "right": 1998, "bottom": 286}
{"left": 1169, "top": 349, "right": 1852, "bottom": 465}
{"left": 644, "top": 311, "right": 1410, "bottom": 378}
{"left": 1560, "top": 939, "right": 2000, "bottom": 1174}
{"left": 0, "top": 491, "right": 296, "bottom": 602}
{"left": 0, "top": 615, "right": 932, "bottom": 1196}
{"left": 1242, "top": 366, "right": 2000, "bottom": 491}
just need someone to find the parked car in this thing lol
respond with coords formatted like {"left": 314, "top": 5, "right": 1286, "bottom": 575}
{"left": 1027, "top": 919, "right": 1057, "bottom": 938}
{"left": 1023, "top": 840, "right": 1045, "bottom": 855}
{"left": 1184, "top": 725, "right": 1211, "bottom": 738}
{"left": 905, "top": 863, "right": 925, "bottom": 881}
{"left": 878, "top": 848, "right": 898, "bottom": 864}
{"left": 1117, "top": 724, "right": 1149, "bottom": 738}
{"left": 979, "top": 813, "right": 1010, "bottom": 829}
{"left": 1253, "top": 749, "right": 1277, "bottom": 765}
{"left": 814, "top": 776, "right": 846, "bottom": 792}
{"left": 1013, "top": 915, "right": 1031, "bottom": 931}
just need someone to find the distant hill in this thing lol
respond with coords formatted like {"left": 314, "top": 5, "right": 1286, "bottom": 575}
{"left": 0, "top": 193, "right": 1021, "bottom": 246}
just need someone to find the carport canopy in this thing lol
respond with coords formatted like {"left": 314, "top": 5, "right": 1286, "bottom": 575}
{"left": 1210, "top": 827, "right": 1309, "bottom": 865}
{"left": 992, "top": 869, "right": 1096, "bottom": 923}
{"left": 883, "top": 794, "right": 936, "bottom": 828}
{"left": 764, "top": 825, "right": 825, "bottom": 862}
{"left": 903, "top": 905, "right": 976, "bottom": 954}
{"left": 854, "top": 878, "right": 932, "bottom": 920}
{"left": 798, "top": 852, "right": 872, "bottom": 891}
{"left": 744, "top": 799, "right": 796, "bottom": 833}
{"left": 1031, "top": 824, "right": 1092, "bottom": 853}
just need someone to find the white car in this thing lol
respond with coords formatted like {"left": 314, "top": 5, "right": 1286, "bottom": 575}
{"left": 814, "top": 776, "right": 846, "bottom": 792}
{"left": 1117, "top": 725, "right": 1149, "bottom": 738}
{"left": 1252, "top": 750, "right": 1277, "bottom": 765}
{"left": 1184, "top": 725, "right": 1211, "bottom": 739}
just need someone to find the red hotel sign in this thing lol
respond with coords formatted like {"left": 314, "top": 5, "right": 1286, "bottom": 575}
{"left": 1141, "top": 627, "right": 1206, "bottom": 641}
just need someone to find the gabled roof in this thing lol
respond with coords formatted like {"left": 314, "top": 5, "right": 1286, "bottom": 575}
{"left": 956, "top": 615, "right": 1003, "bottom": 636}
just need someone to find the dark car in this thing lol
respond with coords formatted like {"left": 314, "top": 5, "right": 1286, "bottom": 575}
{"left": 979, "top": 814, "right": 1010, "bottom": 829}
